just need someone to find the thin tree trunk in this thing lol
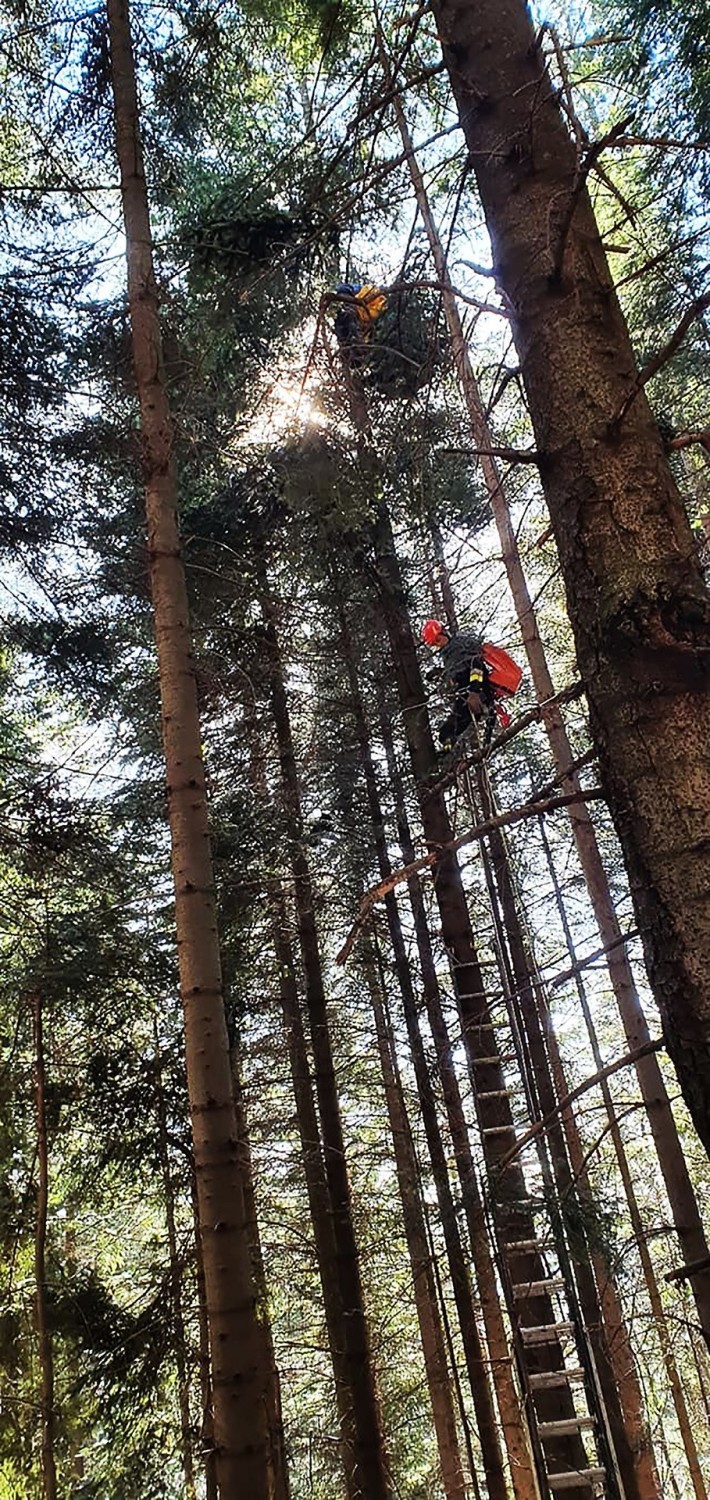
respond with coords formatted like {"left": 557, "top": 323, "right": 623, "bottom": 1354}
{"left": 385, "top": 63, "right": 710, "bottom": 1343}
{"left": 377, "top": 694, "right": 564, "bottom": 1498}
{"left": 231, "top": 1052, "right": 291, "bottom": 1500}
{"left": 338, "top": 602, "right": 535, "bottom": 1500}
{"left": 247, "top": 740, "right": 361, "bottom": 1489}
{"left": 153, "top": 1030, "right": 197, "bottom": 1500}
{"left": 258, "top": 558, "right": 392, "bottom": 1500}
{"left": 365, "top": 945, "right": 468, "bottom": 1500}
{"left": 537, "top": 816, "right": 707, "bottom": 1500}
{"left": 267, "top": 888, "right": 360, "bottom": 1494}
{"left": 366, "top": 501, "right": 601, "bottom": 1495}
{"left": 472, "top": 760, "right": 654, "bottom": 1500}
{"left": 190, "top": 1170, "right": 218, "bottom": 1500}
{"left": 431, "top": 0, "right": 710, "bottom": 1163}
{"left": 33, "top": 992, "right": 57, "bottom": 1500}
{"left": 105, "top": 4, "right": 270, "bottom": 1492}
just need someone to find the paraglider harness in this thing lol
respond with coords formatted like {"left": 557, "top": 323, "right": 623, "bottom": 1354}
{"left": 333, "top": 283, "right": 388, "bottom": 365}
{"left": 440, "top": 644, "right": 522, "bottom": 753}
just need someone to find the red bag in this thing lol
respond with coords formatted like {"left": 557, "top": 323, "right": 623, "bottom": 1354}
{"left": 482, "top": 643, "right": 523, "bottom": 698}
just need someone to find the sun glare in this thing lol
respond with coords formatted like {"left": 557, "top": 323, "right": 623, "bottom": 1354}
{"left": 242, "top": 372, "right": 331, "bottom": 446}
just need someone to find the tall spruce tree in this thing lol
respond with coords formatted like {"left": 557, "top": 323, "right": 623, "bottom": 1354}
{"left": 431, "top": 0, "right": 710, "bottom": 1159}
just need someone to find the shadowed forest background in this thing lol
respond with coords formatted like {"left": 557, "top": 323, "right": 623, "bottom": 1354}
{"left": 1, "top": 0, "right": 710, "bottom": 1496}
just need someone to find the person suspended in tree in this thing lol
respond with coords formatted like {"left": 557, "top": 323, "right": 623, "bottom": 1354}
{"left": 421, "top": 619, "right": 522, "bottom": 751}
{"left": 333, "top": 282, "right": 388, "bottom": 366}
{"left": 332, "top": 278, "right": 446, "bottom": 396}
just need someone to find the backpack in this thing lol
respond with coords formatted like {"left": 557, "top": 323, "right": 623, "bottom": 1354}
{"left": 481, "top": 645, "right": 522, "bottom": 729}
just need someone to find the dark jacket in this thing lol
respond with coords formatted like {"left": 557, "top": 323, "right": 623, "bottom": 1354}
{"left": 440, "top": 630, "right": 484, "bottom": 686}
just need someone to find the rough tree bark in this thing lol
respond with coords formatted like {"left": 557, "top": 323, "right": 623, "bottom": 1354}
{"left": 431, "top": 0, "right": 710, "bottom": 1157}
{"left": 153, "top": 1032, "right": 197, "bottom": 1500}
{"left": 105, "top": 3, "right": 270, "bottom": 1492}
{"left": 387, "top": 72, "right": 710, "bottom": 1339}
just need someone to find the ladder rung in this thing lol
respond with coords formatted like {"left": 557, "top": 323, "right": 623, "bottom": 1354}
{"left": 520, "top": 1322, "right": 575, "bottom": 1345}
{"left": 505, "top": 1239, "right": 544, "bottom": 1253}
{"left": 474, "top": 1054, "right": 516, "bottom": 1065}
{"left": 538, "top": 1417, "right": 596, "bottom": 1439}
{"left": 528, "top": 1368, "right": 585, "bottom": 1389}
{"left": 502, "top": 1197, "right": 546, "bottom": 1209}
{"left": 477, "top": 1089, "right": 514, "bottom": 1100}
{"left": 512, "top": 1278, "right": 566, "bottom": 1298}
{"left": 481, "top": 1125, "right": 517, "bottom": 1137}
{"left": 547, "top": 1471, "right": 605, "bottom": 1492}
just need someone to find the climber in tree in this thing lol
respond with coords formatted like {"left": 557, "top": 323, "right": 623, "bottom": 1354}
{"left": 333, "top": 282, "right": 387, "bottom": 365}
{"left": 421, "top": 619, "right": 522, "bottom": 751}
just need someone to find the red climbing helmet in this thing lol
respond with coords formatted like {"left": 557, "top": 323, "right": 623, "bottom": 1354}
{"left": 421, "top": 619, "right": 448, "bottom": 648}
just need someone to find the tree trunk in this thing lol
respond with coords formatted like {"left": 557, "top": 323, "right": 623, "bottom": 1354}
{"left": 365, "top": 946, "right": 469, "bottom": 1500}
{"left": 366, "top": 502, "right": 594, "bottom": 1494}
{"left": 153, "top": 1031, "right": 197, "bottom": 1500}
{"left": 472, "top": 760, "right": 654, "bottom": 1500}
{"left": 387, "top": 68, "right": 710, "bottom": 1343}
{"left": 190, "top": 1170, "right": 219, "bottom": 1500}
{"left": 338, "top": 604, "right": 534, "bottom": 1500}
{"left": 258, "top": 558, "right": 392, "bottom": 1500}
{"left": 378, "top": 694, "right": 582, "bottom": 1499}
{"left": 247, "top": 740, "right": 361, "bottom": 1490}
{"left": 431, "top": 0, "right": 710, "bottom": 1161}
{"left": 266, "top": 886, "right": 360, "bottom": 1494}
{"left": 33, "top": 992, "right": 58, "bottom": 1500}
{"left": 537, "top": 816, "right": 708, "bottom": 1500}
{"left": 105, "top": 3, "right": 270, "bottom": 1491}
{"left": 231, "top": 1051, "right": 291, "bottom": 1500}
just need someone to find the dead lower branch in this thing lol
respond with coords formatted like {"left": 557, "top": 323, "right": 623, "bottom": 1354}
{"left": 666, "top": 428, "right": 710, "bottom": 455}
{"left": 666, "top": 1255, "right": 710, "bottom": 1285}
{"left": 550, "top": 929, "right": 640, "bottom": 989}
{"left": 442, "top": 444, "right": 541, "bottom": 464}
{"left": 495, "top": 1038, "right": 665, "bottom": 1170}
{"left": 336, "top": 786, "right": 604, "bottom": 965}
{"left": 553, "top": 114, "right": 636, "bottom": 282}
{"left": 611, "top": 291, "right": 710, "bottom": 429}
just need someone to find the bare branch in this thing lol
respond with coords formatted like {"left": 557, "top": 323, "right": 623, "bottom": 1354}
{"left": 336, "top": 785, "right": 604, "bottom": 965}
{"left": 495, "top": 1038, "right": 665, "bottom": 1170}
{"left": 553, "top": 114, "right": 636, "bottom": 281}
{"left": 442, "top": 444, "right": 541, "bottom": 464}
{"left": 550, "top": 930, "right": 640, "bottom": 989}
{"left": 456, "top": 257, "right": 496, "bottom": 279}
{"left": 607, "top": 134, "right": 709, "bottom": 152}
{"left": 666, "top": 429, "right": 710, "bottom": 455}
{"left": 666, "top": 1255, "right": 710, "bottom": 1286}
{"left": 611, "top": 291, "right": 710, "bottom": 429}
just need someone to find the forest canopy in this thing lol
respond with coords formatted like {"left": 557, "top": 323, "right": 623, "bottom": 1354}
{"left": 1, "top": 0, "right": 709, "bottom": 1497}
